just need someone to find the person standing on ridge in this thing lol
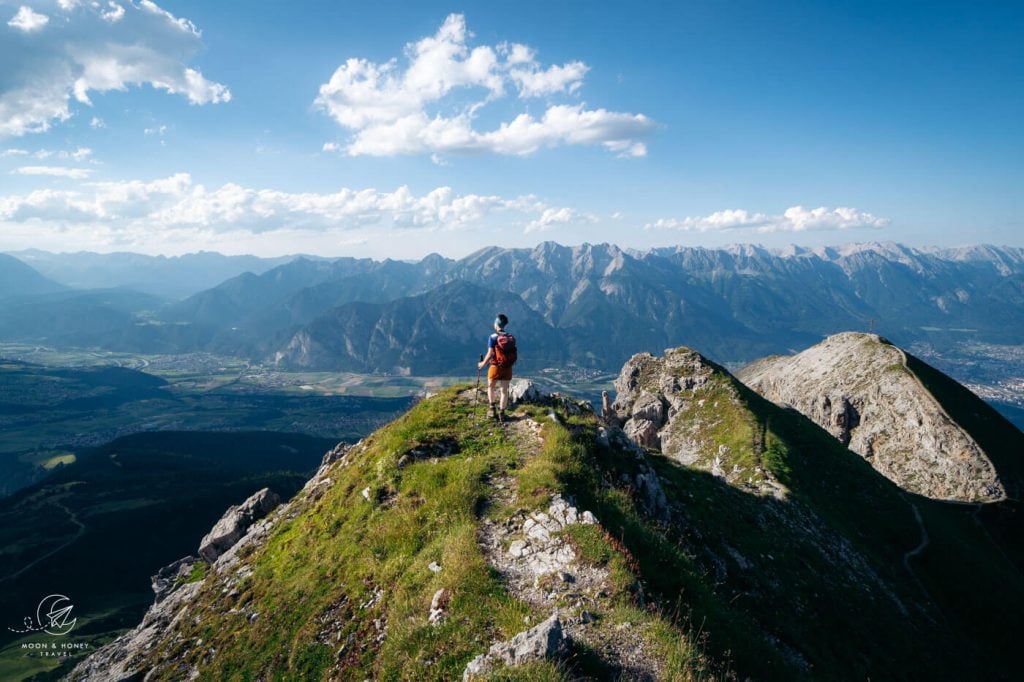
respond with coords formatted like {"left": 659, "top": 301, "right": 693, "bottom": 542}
{"left": 478, "top": 313, "right": 517, "bottom": 423}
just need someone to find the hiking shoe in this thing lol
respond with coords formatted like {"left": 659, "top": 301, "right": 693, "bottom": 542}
{"left": 489, "top": 404, "right": 499, "bottom": 420}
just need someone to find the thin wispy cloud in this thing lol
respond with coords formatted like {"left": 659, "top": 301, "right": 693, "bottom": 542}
{"left": 12, "top": 165, "right": 93, "bottom": 179}
{"left": 0, "top": 0, "right": 229, "bottom": 137}
{"left": 646, "top": 207, "right": 890, "bottom": 233}
{"left": 316, "top": 14, "right": 655, "bottom": 158}
{"left": 3, "top": 146, "right": 93, "bottom": 161}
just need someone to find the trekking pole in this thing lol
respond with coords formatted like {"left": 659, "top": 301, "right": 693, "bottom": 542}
{"left": 475, "top": 355, "right": 483, "bottom": 404}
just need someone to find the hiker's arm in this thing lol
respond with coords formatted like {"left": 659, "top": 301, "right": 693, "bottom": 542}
{"left": 478, "top": 348, "right": 493, "bottom": 369}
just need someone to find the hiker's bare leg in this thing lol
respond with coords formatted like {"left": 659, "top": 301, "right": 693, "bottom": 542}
{"left": 487, "top": 379, "right": 497, "bottom": 408}
{"left": 498, "top": 380, "right": 510, "bottom": 411}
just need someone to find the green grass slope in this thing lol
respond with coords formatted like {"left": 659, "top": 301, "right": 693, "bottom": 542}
{"left": 99, "top": 376, "right": 1024, "bottom": 681}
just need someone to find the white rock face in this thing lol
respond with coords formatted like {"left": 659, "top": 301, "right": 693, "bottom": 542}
{"left": 508, "top": 379, "right": 541, "bottom": 405}
{"left": 463, "top": 612, "right": 565, "bottom": 680}
{"left": 738, "top": 332, "right": 1004, "bottom": 502}
{"left": 198, "top": 488, "right": 280, "bottom": 563}
{"left": 613, "top": 347, "right": 785, "bottom": 497}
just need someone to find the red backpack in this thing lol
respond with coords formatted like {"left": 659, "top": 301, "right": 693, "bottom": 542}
{"left": 494, "top": 332, "right": 517, "bottom": 368}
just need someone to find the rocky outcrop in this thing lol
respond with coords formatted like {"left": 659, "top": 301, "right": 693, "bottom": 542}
{"left": 614, "top": 348, "right": 717, "bottom": 452}
{"left": 198, "top": 487, "right": 281, "bottom": 563}
{"left": 151, "top": 556, "right": 199, "bottom": 604}
{"left": 738, "top": 332, "right": 1004, "bottom": 502}
{"left": 65, "top": 572, "right": 206, "bottom": 682}
{"left": 505, "top": 494, "right": 599, "bottom": 576}
{"left": 463, "top": 612, "right": 565, "bottom": 679}
{"left": 509, "top": 378, "right": 541, "bottom": 405}
{"left": 613, "top": 347, "right": 785, "bottom": 496}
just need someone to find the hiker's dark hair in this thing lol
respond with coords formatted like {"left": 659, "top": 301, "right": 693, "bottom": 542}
{"left": 496, "top": 313, "right": 509, "bottom": 329}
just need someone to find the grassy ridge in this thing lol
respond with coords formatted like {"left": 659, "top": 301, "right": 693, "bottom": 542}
{"left": 148, "top": 391, "right": 714, "bottom": 680}
{"left": 123, "top": 379, "right": 1024, "bottom": 680}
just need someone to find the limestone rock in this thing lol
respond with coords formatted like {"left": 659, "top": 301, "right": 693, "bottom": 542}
{"left": 198, "top": 488, "right": 281, "bottom": 564}
{"left": 612, "top": 347, "right": 784, "bottom": 496}
{"left": 509, "top": 379, "right": 541, "bottom": 405}
{"left": 600, "top": 390, "right": 617, "bottom": 424}
{"left": 463, "top": 612, "right": 565, "bottom": 679}
{"left": 320, "top": 442, "right": 352, "bottom": 467}
{"left": 738, "top": 332, "right": 1004, "bottom": 502}
{"left": 428, "top": 588, "right": 451, "bottom": 625}
{"left": 613, "top": 348, "right": 718, "bottom": 453}
{"left": 631, "top": 391, "right": 666, "bottom": 423}
{"left": 623, "top": 416, "right": 661, "bottom": 450}
{"left": 64, "top": 578, "right": 204, "bottom": 681}
{"left": 151, "top": 555, "right": 198, "bottom": 604}
{"left": 504, "top": 494, "right": 599, "bottom": 576}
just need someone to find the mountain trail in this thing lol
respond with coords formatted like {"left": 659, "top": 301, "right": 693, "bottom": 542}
{"left": 903, "top": 500, "right": 930, "bottom": 569}
{"left": 474, "top": 409, "right": 662, "bottom": 680}
{"left": 900, "top": 496, "right": 952, "bottom": 629}
{"left": 0, "top": 496, "right": 85, "bottom": 585}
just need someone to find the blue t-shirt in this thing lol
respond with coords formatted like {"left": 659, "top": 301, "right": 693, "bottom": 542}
{"left": 488, "top": 331, "right": 510, "bottom": 350}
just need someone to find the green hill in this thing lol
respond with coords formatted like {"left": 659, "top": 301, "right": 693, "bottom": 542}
{"left": 65, "top": 356, "right": 1024, "bottom": 680}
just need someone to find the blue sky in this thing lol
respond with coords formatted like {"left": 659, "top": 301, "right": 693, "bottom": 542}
{"left": 0, "top": 0, "right": 1021, "bottom": 258}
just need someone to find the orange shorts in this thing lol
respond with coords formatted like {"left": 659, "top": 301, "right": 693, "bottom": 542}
{"left": 488, "top": 364, "right": 513, "bottom": 381}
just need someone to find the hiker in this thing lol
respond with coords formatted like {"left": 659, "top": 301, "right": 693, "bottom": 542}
{"left": 478, "top": 313, "right": 517, "bottom": 422}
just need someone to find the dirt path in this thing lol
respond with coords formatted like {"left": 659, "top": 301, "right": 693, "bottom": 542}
{"left": 903, "top": 500, "right": 929, "bottom": 571}
{"left": 0, "top": 498, "right": 85, "bottom": 584}
{"left": 474, "top": 412, "right": 662, "bottom": 680}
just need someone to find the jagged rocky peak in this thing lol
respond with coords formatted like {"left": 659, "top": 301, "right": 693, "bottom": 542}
{"left": 737, "top": 332, "right": 1004, "bottom": 502}
{"left": 613, "top": 347, "right": 786, "bottom": 497}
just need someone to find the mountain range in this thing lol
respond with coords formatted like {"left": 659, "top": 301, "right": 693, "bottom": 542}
{"left": 4, "top": 250, "right": 300, "bottom": 299}
{"left": 2, "top": 241, "right": 1022, "bottom": 386}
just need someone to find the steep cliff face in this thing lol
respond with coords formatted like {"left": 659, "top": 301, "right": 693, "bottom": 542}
{"left": 737, "top": 332, "right": 1009, "bottom": 502}
{"left": 68, "top": 364, "right": 1024, "bottom": 681}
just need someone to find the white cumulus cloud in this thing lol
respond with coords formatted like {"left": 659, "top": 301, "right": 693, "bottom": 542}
{"left": 100, "top": 2, "right": 125, "bottom": 23}
{"left": 646, "top": 206, "right": 889, "bottom": 233}
{"left": 0, "top": 0, "right": 229, "bottom": 137}
{"left": 315, "top": 13, "right": 654, "bottom": 157}
{"left": 8, "top": 6, "right": 49, "bottom": 32}
{"left": 0, "top": 173, "right": 585, "bottom": 244}
{"left": 525, "top": 207, "right": 597, "bottom": 233}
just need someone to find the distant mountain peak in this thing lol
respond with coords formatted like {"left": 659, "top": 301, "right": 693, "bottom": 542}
{"left": 0, "top": 253, "right": 66, "bottom": 300}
